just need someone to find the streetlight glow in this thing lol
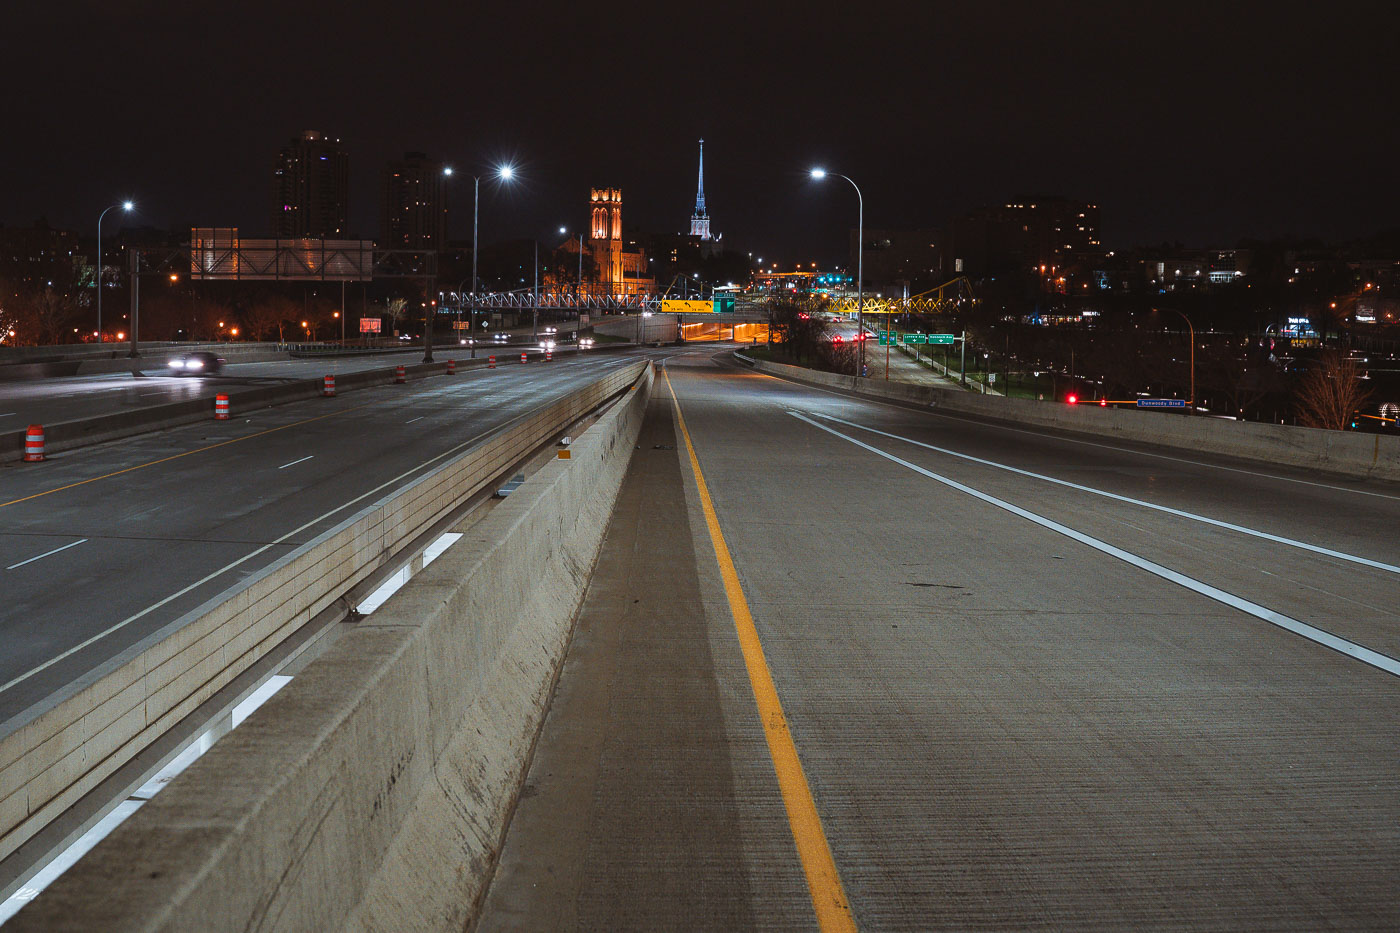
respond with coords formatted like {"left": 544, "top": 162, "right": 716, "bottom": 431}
{"left": 122, "top": 201, "right": 133, "bottom": 211}
{"left": 809, "top": 168, "right": 827, "bottom": 179}
{"left": 498, "top": 164, "right": 514, "bottom": 180}
{"left": 558, "top": 226, "right": 567, "bottom": 235}
{"left": 443, "top": 167, "right": 454, "bottom": 176}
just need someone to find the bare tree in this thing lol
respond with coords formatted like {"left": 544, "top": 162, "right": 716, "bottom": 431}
{"left": 384, "top": 297, "right": 408, "bottom": 336}
{"left": 1294, "top": 351, "right": 1372, "bottom": 430}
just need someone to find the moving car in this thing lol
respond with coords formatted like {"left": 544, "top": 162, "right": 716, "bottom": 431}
{"left": 167, "top": 351, "right": 226, "bottom": 374}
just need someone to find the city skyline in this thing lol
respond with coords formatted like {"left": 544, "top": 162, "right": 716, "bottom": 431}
{"left": 1, "top": 3, "right": 1395, "bottom": 262}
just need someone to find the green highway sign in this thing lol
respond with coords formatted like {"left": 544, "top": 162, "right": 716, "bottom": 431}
{"left": 927, "top": 334, "right": 957, "bottom": 345}
{"left": 905, "top": 333, "right": 927, "bottom": 344}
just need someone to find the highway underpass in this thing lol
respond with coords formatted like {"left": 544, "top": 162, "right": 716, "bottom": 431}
{"left": 479, "top": 351, "right": 1400, "bottom": 930}
{"left": 5, "top": 346, "right": 1400, "bottom": 929}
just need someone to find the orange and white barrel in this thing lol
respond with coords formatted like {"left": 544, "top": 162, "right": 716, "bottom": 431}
{"left": 23, "top": 425, "right": 45, "bottom": 462}
{"left": 214, "top": 394, "right": 230, "bottom": 419}
{"left": 489, "top": 355, "right": 496, "bottom": 369}
{"left": 519, "top": 352, "right": 527, "bottom": 365}
{"left": 446, "top": 359, "right": 456, "bottom": 375}
{"left": 395, "top": 365, "right": 406, "bottom": 384}
{"left": 322, "top": 374, "right": 336, "bottom": 397}
{"left": 545, "top": 348, "right": 553, "bottom": 362}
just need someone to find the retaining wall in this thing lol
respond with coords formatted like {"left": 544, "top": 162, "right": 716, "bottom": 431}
{"left": 739, "top": 353, "right": 1400, "bottom": 482}
{"left": 0, "top": 361, "right": 647, "bottom": 885}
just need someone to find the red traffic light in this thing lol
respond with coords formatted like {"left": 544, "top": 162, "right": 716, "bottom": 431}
{"left": 1066, "top": 394, "right": 1079, "bottom": 404}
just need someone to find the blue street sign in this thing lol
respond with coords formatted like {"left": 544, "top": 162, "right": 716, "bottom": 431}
{"left": 1136, "top": 398, "right": 1187, "bottom": 409}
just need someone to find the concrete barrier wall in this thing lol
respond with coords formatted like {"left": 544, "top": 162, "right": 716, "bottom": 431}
{"left": 738, "top": 353, "right": 1400, "bottom": 482}
{"left": 12, "top": 362, "right": 655, "bottom": 932}
{"left": 0, "top": 361, "right": 647, "bottom": 873}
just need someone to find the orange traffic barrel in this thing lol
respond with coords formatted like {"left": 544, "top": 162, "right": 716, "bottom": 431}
{"left": 446, "top": 359, "right": 456, "bottom": 375}
{"left": 395, "top": 365, "right": 406, "bottom": 384}
{"left": 519, "top": 352, "right": 527, "bottom": 364}
{"left": 322, "top": 374, "right": 336, "bottom": 397}
{"left": 545, "top": 348, "right": 553, "bottom": 362}
{"left": 214, "top": 394, "right": 230, "bottom": 419}
{"left": 23, "top": 425, "right": 45, "bottom": 462}
{"left": 489, "top": 355, "right": 496, "bottom": 369}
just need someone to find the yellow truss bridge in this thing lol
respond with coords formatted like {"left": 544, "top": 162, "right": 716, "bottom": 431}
{"left": 812, "top": 276, "right": 978, "bottom": 315}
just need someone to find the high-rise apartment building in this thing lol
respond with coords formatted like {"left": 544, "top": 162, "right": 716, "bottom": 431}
{"left": 270, "top": 130, "right": 349, "bottom": 238}
{"left": 381, "top": 152, "right": 446, "bottom": 249}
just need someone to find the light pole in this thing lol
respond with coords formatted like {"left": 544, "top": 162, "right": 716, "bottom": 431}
{"left": 1157, "top": 307, "right": 1196, "bottom": 411}
{"left": 467, "top": 164, "right": 515, "bottom": 358}
{"left": 96, "top": 201, "right": 133, "bottom": 342}
{"left": 809, "top": 168, "right": 863, "bottom": 376}
{"left": 423, "top": 165, "right": 456, "bottom": 363}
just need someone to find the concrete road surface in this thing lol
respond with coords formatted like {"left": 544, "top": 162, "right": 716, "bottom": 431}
{"left": 480, "top": 350, "right": 1400, "bottom": 930}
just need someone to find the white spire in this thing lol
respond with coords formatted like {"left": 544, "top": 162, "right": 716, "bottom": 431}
{"left": 690, "top": 138, "right": 711, "bottom": 239}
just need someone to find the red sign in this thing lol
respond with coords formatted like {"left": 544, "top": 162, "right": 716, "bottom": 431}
{"left": 359, "top": 318, "right": 382, "bottom": 333}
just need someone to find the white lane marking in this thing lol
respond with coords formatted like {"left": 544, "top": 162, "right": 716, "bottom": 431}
{"left": 805, "top": 411, "right": 1400, "bottom": 576}
{"left": 0, "top": 400, "right": 562, "bottom": 697}
{"left": 755, "top": 368, "right": 1400, "bottom": 501}
{"left": 405, "top": 416, "right": 424, "bottom": 424}
{"left": 790, "top": 412, "right": 1400, "bottom": 679}
{"left": 7, "top": 539, "right": 88, "bottom": 571}
{"left": 0, "top": 413, "right": 16, "bottom": 418}
{"left": 277, "top": 455, "right": 314, "bottom": 470}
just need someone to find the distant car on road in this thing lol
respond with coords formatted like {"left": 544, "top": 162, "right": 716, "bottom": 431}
{"left": 167, "top": 351, "right": 225, "bottom": 375}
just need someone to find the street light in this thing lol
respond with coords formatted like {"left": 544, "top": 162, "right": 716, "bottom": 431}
{"left": 96, "top": 201, "right": 133, "bottom": 341}
{"left": 809, "top": 168, "right": 864, "bottom": 376}
{"left": 1155, "top": 307, "right": 1196, "bottom": 412}
{"left": 465, "top": 164, "right": 517, "bottom": 358}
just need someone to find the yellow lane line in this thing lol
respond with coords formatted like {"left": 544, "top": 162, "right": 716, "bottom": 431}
{"left": 663, "top": 365, "right": 857, "bottom": 932}
{"left": 1, "top": 402, "right": 374, "bottom": 510}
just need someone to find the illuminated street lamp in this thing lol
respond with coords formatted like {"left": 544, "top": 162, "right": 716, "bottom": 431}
{"left": 96, "top": 200, "right": 134, "bottom": 341}
{"left": 1155, "top": 307, "right": 1196, "bottom": 412}
{"left": 808, "top": 169, "right": 865, "bottom": 375}
{"left": 461, "top": 164, "right": 516, "bottom": 359}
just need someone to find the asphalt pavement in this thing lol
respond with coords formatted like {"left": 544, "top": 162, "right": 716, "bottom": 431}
{"left": 0, "top": 347, "right": 674, "bottom": 728}
{"left": 0, "top": 344, "right": 543, "bottom": 429}
{"left": 479, "top": 350, "right": 1400, "bottom": 930}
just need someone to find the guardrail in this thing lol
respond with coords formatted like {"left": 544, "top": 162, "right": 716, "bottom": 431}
{"left": 736, "top": 352, "right": 1400, "bottom": 482}
{"left": 0, "top": 360, "right": 648, "bottom": 876}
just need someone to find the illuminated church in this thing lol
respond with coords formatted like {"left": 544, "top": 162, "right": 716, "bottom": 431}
{"left": 553, "top": 188, "right": 655, "bottom": 296}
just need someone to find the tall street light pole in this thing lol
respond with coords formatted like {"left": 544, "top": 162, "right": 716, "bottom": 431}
{"left": 809, "top": 169, "right": 864, "bottom": 376}
{"left": 96, "top": 201, "right": 133, "bottom": 342}
{"left": 1158, "top": 307, "right": 1196, "bottom": 412}
{"left": 424, "top": 165, "right": 456, "bottom": 363}
{"left": 468, "top": 164, "right": 515, "bottom": 360}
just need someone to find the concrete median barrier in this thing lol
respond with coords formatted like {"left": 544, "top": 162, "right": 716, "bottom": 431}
{"left": 737, "top": 352, "right": 1400, "bottom": 482}
{"left": 9, "top": 361, "right": 653, "bottom": 931}
{"left": 0, "top": 362, "right": 647, "bottom": 905}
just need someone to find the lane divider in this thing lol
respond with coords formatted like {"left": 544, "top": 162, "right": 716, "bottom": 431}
{"left": 6, "top": 538, "right": 87, "bottom": 571}
{"left": 665, "top": 367, "right": 857, "bottom": 933}
{"left": 790, "top": 411, "right": 1400, "bottom": 680}
{"left": 803, "top": 410, "right": 1400, "bottom": 577}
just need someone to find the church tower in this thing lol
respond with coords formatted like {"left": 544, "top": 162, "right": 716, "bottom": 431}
{"left": 689, "top": 139, "right": 711, "bottom": 240}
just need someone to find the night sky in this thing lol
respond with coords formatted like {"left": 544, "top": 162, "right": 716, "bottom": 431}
{"left": 5, "top": 1, "right": 1396, "bottom": 265}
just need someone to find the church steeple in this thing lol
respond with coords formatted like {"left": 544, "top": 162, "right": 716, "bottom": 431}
{"left": 690, "top": 139, "right": 711, "bottom": 240}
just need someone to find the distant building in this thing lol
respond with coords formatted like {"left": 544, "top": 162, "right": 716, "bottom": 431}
{"left": 689, "top": 139, "right": 713, "bottom": 240}
{"left": 944, "top": 196, "right": 1101, "bottom": 281}
{"left": 851, "top": 229, "right": 942, "bottom": 293}
{"left": 0, "top": 220, "right": 84, "bottom": 291}
{"left": 381, "top": 152, "right": 446, "bottom": 250}
{"left": 577, "top": 188, "right": 654, "bottom": 295}
{"left": 271, "top": 130, "right": 349, "bottom": 238}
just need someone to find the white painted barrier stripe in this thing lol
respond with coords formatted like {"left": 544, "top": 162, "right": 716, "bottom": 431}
{"left": 6, "top": 539, "right": 88, "bottom": 571}
{"left": 806, "top": 410, "right": 1400, "bottom": 576}
{"left": 790, "top": 412, "right": 1400, "bottom": 679}
{"left": 277, "top": 455, "right": 314, "bottom": 470}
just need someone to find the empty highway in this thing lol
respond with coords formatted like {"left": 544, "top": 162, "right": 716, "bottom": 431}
{"left": 481, "top": 350, "right": 1400, "bottom": 930}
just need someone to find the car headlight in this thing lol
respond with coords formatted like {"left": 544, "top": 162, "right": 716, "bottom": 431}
{"left": 187, "top": 359, "right": 203, "bottom": 369}
{"left": 168, "top": 359, "right": 183, "bottom": 369}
